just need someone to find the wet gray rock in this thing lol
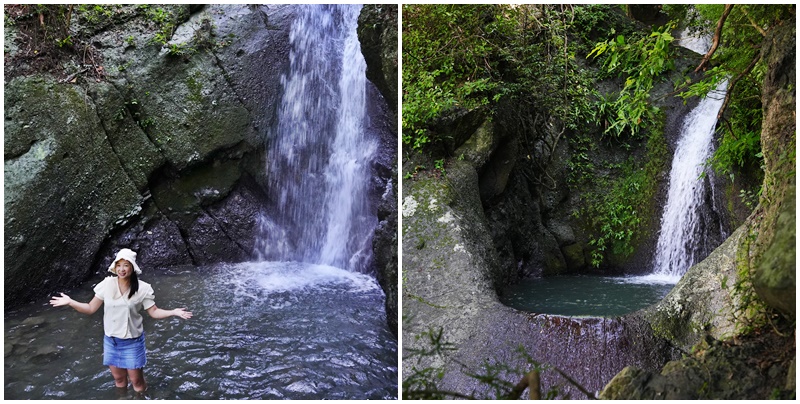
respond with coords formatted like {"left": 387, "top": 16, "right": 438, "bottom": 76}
{"left": 5, "top": 77, "right": 144, "bottom": 306}
{"left": 358, "top": 4, "right": 397, "bottom": 113}
{"left": 642, "top": 226, "right": 745, "bottom": 351}
{"left": 358, "top": 4, "right": 399, "bottom": 335}
{"left": 485, "top": 173, "right": 566, "bottom": 279}
{"left": 750, "top": 19, "right": 796, "bottom": 317}
{"left": 454, "top": 120, "right": 497, "bottom": 170}
{"left": 600, "top": 333, "right": 794, "bottom": 399}
{"left": 431, "top": 107, "right": 490, "bottom": 155}
{"left": 752, "top": 184, "right": 796, "bottom": 315}
{"left": 21, "top": 316, "right": 46, "bottom": 327}
{"left": 546, "top": 218, "right": 576, "bottom": 247}
{"left": 562, "top": 243, "right": 586, "bottom": 271}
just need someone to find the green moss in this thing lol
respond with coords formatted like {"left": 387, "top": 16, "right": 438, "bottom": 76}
{"left": 572, "top": 109, "right": 668, "bottom": 268}
{"left": 649, "top": 307, "right": 691, "bottom": 346}
{"left": 729, "top": 224, "right": 771, "bottom": 334}
{"left": 186, "top": 71, "right": 204, "bottom": 104}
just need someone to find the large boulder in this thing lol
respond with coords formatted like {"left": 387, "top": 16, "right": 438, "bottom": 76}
{"left": 642, "top": 226, "right": 747, "bottom": 350}
{"left": 5, "top": 77, "right": 144, "bottom": 304}
{"left": 600, "top": 331, "right": 794, "bottom": 399}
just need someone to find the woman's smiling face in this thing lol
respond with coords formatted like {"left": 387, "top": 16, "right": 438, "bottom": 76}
{"left": 115, "top": 259, "right": 133, "bottom": 278}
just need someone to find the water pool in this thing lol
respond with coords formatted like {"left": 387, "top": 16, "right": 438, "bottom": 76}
{"left": 4, "top": 262, "right": 397, "bottom": 399}
{"left": 499, "top": 275, "right": 675, "bottom": 317}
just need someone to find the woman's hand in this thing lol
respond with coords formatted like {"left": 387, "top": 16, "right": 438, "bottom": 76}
{"left": 50, "top": 293, "right": 73, "bottom": 307}
{"left": 173, "top": 308, "right": 193, "bottom": 319}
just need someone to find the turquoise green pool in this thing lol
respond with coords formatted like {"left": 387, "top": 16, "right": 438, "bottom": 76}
{"left": 499, "top": 275, "right": 675, "bottom": 317}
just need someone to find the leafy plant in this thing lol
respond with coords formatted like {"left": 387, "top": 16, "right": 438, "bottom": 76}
{"left": 76, "top": 4, "right": 115, "bottom": 26}
{"left": 668, "top": 5, "right": 794, "bottom": 181}
{"left": 402, "top": 5, "right": 515, "bottom": 150}
{"left": 587, "top": 22, "right": 676, "bottom": 138}
{"left": 578, "top": 114, "right": 667, "bottom": 267}
{"left": 585, "top": 169, "right": 645, "bottom": 267}
{"left": 55, "top": 35, "right": 72, "bottom": 47}
{"left": 144, "top": 6, "right": 185, "bottom": 47}
{"left": 434, "top": 159, "right": 446, "bottom": 174}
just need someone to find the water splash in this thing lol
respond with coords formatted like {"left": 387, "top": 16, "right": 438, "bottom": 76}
{"left": 676, "top": 26, "right": 712, "bottom": 55}
{"left": 254, "top": 5, "right": 377, "bottom": 273}
{"left": 218, "top": 261, "right": 382, "bottom": 301}
{"left": 652, "top": 80, "right": 728, "bottom": 278}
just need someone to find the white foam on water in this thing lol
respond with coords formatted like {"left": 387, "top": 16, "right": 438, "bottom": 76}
{"left": 217, "top": 261, "right": 382, "bottom": 300}
{"left": 677, "top": 27, "right": 712, "bottom": 54}
{"left": 613, "top": 273, "right": 681, "bottom": 285}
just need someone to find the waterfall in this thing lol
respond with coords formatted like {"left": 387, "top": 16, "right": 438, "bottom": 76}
{"left": 652, "top": 80, "right": 728, "bottom": 279}
{"left": 254, "top": 5, "right": 377, "bottom": 273}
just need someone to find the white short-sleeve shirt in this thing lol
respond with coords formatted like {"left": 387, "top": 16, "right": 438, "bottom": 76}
{"left": 93, "top": 276, "right": 156, "bottom": 339}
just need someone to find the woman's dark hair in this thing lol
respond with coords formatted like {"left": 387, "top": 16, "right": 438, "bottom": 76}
{"left": 129, "top": 270, "right": 139, "bottom": 298}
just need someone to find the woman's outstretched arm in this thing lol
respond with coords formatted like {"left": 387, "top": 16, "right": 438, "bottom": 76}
{"left": 146, "top": 304, "right": 192, "bottom": 320}
{"left": 50, "top": 293, "right": 103, "bottom": 315}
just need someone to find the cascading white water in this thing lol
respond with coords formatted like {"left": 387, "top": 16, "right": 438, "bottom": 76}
{"left": 652, "top": 79, "right": 728, "bottom": 279}
{"left": 254, "top": 5, "right": 377, "bottom": 273}
{"left": 677, "top": 28, "right": 711, "bottom": 55}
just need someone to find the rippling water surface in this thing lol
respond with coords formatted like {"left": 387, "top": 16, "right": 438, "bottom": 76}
{"left": 5, "top": 262, "right": 397, "bottom": 399}
{"left": 499, "top": 275, "right": 674, "bottom": 317}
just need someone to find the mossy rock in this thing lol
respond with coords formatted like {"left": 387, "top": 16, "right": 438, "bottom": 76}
{"left": 4, "top": 77, "right": 142, "bottom": 305}
{"left": 562, "top": 243, "right": 586, "bottom": 271}
{"left": 752, "top": 185, "right": 795, "bottom": 315}
{"left": 357, "top": 4, "right": 397, "bottom": 112}
{"left": 643, "top": 226, "right": 746, "bottom": 350}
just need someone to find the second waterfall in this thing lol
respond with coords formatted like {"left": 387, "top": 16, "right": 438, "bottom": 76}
{"left": 254, "top": 5, "right": 377, "bottom": 273}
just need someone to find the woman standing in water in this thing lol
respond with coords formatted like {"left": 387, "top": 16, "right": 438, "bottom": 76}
{"left": 50, "top": 248, "right": 192, "bottom": 394}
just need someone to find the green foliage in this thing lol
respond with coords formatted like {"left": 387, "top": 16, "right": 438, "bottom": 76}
{"left": 578, "top": 114, "right": 667, "bottom": 267}
{"left": 588, "top": 22, "right": 676, "bottom": 138}
{"left": 674, "top": 5, "right": 794, "bottom": 180}
{"left": 403, "top": 5, "right": 631, "bottom": 156}
{"left": 55, "top": 35, "right": 72, "bottom": 47}
{"left": 434, "top": 159, "right": 445, "bottom": 174}
{"left": 402, "top": 5, "right": 514, "bottom": 150}
{"left": 142, "top": 5, "right": 185, "bottom": 47}
{"left": 584, "top": 165, "right": 645, "bottom": 267}
{"left": 729, "top": 226, "right": 773, "bottom": 334}
{"left": 76, "top": 4, "right": 115, "bottom": 26}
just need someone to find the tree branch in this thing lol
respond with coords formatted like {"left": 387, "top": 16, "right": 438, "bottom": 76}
{"left": 740, "top": 6, "right": 767, "bottom": 37}
{"left": 508, "top": 370, "right": 541, "bottom": 399}
{"left": 717, "top": 50, "right": 762, "bottom": 121}
{"left": 695, "top": 4, "right": 734, "bottom": 73}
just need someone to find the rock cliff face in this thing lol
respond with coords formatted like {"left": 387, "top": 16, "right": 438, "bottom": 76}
{"left": 4, "top": 5, "right": 293, "bottom": 306}
{"left": 358, "top": 4, "right": 399, "bottom": 335}
{"left": 5, "top": 4, "right": 398, "bottom": 320}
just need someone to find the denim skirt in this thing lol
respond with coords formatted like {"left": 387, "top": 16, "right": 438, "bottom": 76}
{"left": 103, "top": 332, "right": 147, "bottom": 369}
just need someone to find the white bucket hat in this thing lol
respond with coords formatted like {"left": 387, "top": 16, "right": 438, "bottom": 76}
{"left": 108, "top": 248, "right": 142, "bottom": 275}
